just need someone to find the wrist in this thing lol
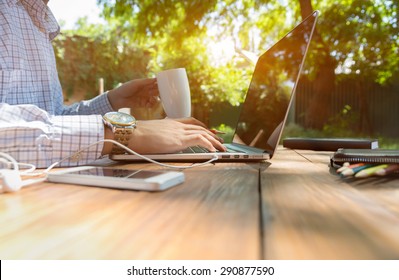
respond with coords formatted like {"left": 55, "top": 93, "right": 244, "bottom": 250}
{"left": 107, "top": 87, "right": 128, "bottom": 111}
{"left": 102, "top": 123, "right": 114, "bottom": 155}
{"left": 106, "top": 89, "right": 118, "bottom": 110}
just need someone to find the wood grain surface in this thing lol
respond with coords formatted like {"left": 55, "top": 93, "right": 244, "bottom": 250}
{"left": 261, "top": 149, "right": 399, "bottom": 259}
{"left": 1, "top": 148, "right": 399, "bottom": 259}
{"left": 0, "top": 163, "right": 260, "bottom": 259}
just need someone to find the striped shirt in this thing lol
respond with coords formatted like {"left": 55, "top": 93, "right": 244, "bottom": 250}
{"left": 0, "top": 0, "right": 114, "bottom": 167}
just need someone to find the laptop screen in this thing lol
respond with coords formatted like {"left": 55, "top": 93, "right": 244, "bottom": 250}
{"left": 233, "top": 11, "right": 318, "bottom": 157}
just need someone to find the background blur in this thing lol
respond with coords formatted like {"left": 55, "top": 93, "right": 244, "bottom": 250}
{"left": 49, "top": 0, "right": 399, "bottom": 148}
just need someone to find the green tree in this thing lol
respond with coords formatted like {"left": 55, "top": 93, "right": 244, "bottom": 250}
{"left": 53, "top": 17, "right": 151, "bottom": 101}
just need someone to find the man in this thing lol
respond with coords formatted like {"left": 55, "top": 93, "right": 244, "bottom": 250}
{"left": 0, "top": 0, "right": 225, "bottom": 168}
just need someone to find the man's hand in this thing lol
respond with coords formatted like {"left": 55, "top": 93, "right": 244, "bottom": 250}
{"left": 107, "top": 78, "right": 159, "bottom": 110}
{"left": 102, "top": 118, "right": 226, "bottom": 155}
{"left": 130, "top": 118, "right": 226, "bottom": 154}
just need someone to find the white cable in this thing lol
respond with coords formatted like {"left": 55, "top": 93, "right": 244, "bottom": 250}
{"left": 0, "top": 152, "right": 36, "bottom": 174}
{"left": 16, "top": 163, "right": 36, "bottom": 174}
{"left": 45, "top": 139, "right": 218, "bottom": 173}
{"left": 0, "top": 152, "right": 19, "bottom": 171}
{"left": 107, "top": 139, "right": 218, "bottom": 169}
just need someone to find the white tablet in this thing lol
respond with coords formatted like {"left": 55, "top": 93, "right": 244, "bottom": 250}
{"left": 47, "top": 166, "right": 185, "bottom": 192}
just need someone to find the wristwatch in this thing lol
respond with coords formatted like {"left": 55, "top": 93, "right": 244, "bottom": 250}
{"left": 103, "top": 111, "right": 137, "bottom": 154}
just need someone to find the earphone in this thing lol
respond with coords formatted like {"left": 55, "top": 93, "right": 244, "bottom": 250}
{"left": 0, "top": 152, "right": 46, "bottom": 193}
{"left": 0, "top": 140, "right": 218, "bottom": 193}
{"left": 0, "top": 169, "right": 46, "bottom": 193}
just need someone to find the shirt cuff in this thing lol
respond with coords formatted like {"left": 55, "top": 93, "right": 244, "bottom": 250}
{"left": 49, "top": 114, "right": 105, "bottom": 167}
{"left": 85, "top": 92, "right": 115, "bottom": 115}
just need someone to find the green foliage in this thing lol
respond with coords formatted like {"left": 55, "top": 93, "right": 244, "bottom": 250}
{"left": 378, "top": 137, "right": 399, "bottom": 149}
{"left": 315, "top": 0, "right": 399, "bottom": 85}
{"left": 322, "top": 105, "right": 361, "bottom": 136}
{"left": 212, "top": 123, "right": 235, "bottom": 143}
{"left": 95, "top": 0, "right": 254, "bottom": 107}
{"left": 60, "top": 0, "right": 396, "bottom": 89}
{"left": 97, "top": 0, "right": 399, "bottom": 96}
{"left": 53, "top": 18, "right": 150, "bottom": 100}
{"left": 98, "top": 0, "right": 218, "bottom": 42}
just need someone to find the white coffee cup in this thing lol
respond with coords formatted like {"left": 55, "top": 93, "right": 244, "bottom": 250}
{"left": 156, "top": 68, "right": 191, "bottom": 118}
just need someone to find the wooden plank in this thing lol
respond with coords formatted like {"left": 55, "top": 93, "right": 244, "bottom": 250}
{"left": 291, "top": 148, "right": 399, "bottom": 216}
{"left": 261, "top": 148, "right": 399, "bottom": 259}
{"left": 0, "top": 163, "right": 260, "bottom": 259}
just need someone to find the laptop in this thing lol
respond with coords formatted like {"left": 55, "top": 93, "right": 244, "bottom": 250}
{"left": 111, "top": 11, "right": 319, "bottom": 162}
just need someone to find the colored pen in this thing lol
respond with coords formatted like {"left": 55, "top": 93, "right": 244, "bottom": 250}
{"left": 336, "top": 162, "right": 351, "bottom": 173}
{"left": 340, "top": 164, "right": 375, "bottom": 177}
{"left": 374, "top": 164, "right": 399, "bottom": 176}
{"left": 337, "top": 162, "right": 363, "bottom": 174}
{"left": 355, "top": 164, "right": 389, "bottom": 178}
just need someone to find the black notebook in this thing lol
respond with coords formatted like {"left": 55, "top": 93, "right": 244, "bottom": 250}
{"left": 283, "top": 137, "right": 379, "bottom": 151}
{"left": 331, "top": 148, "right": 399, "bottom": 167}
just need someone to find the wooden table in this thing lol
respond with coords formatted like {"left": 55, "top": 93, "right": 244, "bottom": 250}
{"left": 1, "top": 147, "right": 399, "bottom": 260}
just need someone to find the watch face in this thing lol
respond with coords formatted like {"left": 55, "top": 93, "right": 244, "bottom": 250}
{"left": 104, "top": 112, "right": 136, "bottom": 126}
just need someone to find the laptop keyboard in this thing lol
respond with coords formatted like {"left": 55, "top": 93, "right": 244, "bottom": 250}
{"left": 182, "top": 146, "right": 210, "bottom": 153}
{"left": 181, "top": 145, "right": 242, "bottom": 154}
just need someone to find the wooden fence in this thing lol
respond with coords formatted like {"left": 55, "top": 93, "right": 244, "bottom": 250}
{"left": 206, "top": 78, "right": 399, "bottom": 138}
{"left": 294, "top": 79, "right": 399, "bottom": 137}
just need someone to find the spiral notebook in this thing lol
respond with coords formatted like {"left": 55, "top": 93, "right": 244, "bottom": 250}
{"left": 331, "top": 148, "right": 399, "bottom": 167}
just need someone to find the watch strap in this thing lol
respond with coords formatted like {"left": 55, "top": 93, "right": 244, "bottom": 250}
{"left": 103, "top": 113, "right": 136, "bottom": 155}
{"left": 112, "top": 127, "right": 133, "bottom": 154}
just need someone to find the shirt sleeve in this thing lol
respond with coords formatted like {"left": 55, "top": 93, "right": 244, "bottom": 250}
{"left": 0, "top": 103, "right": 105, "bottom": 168}
{"left": 60, "top": 92, "right": 115, "bottom": 116}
